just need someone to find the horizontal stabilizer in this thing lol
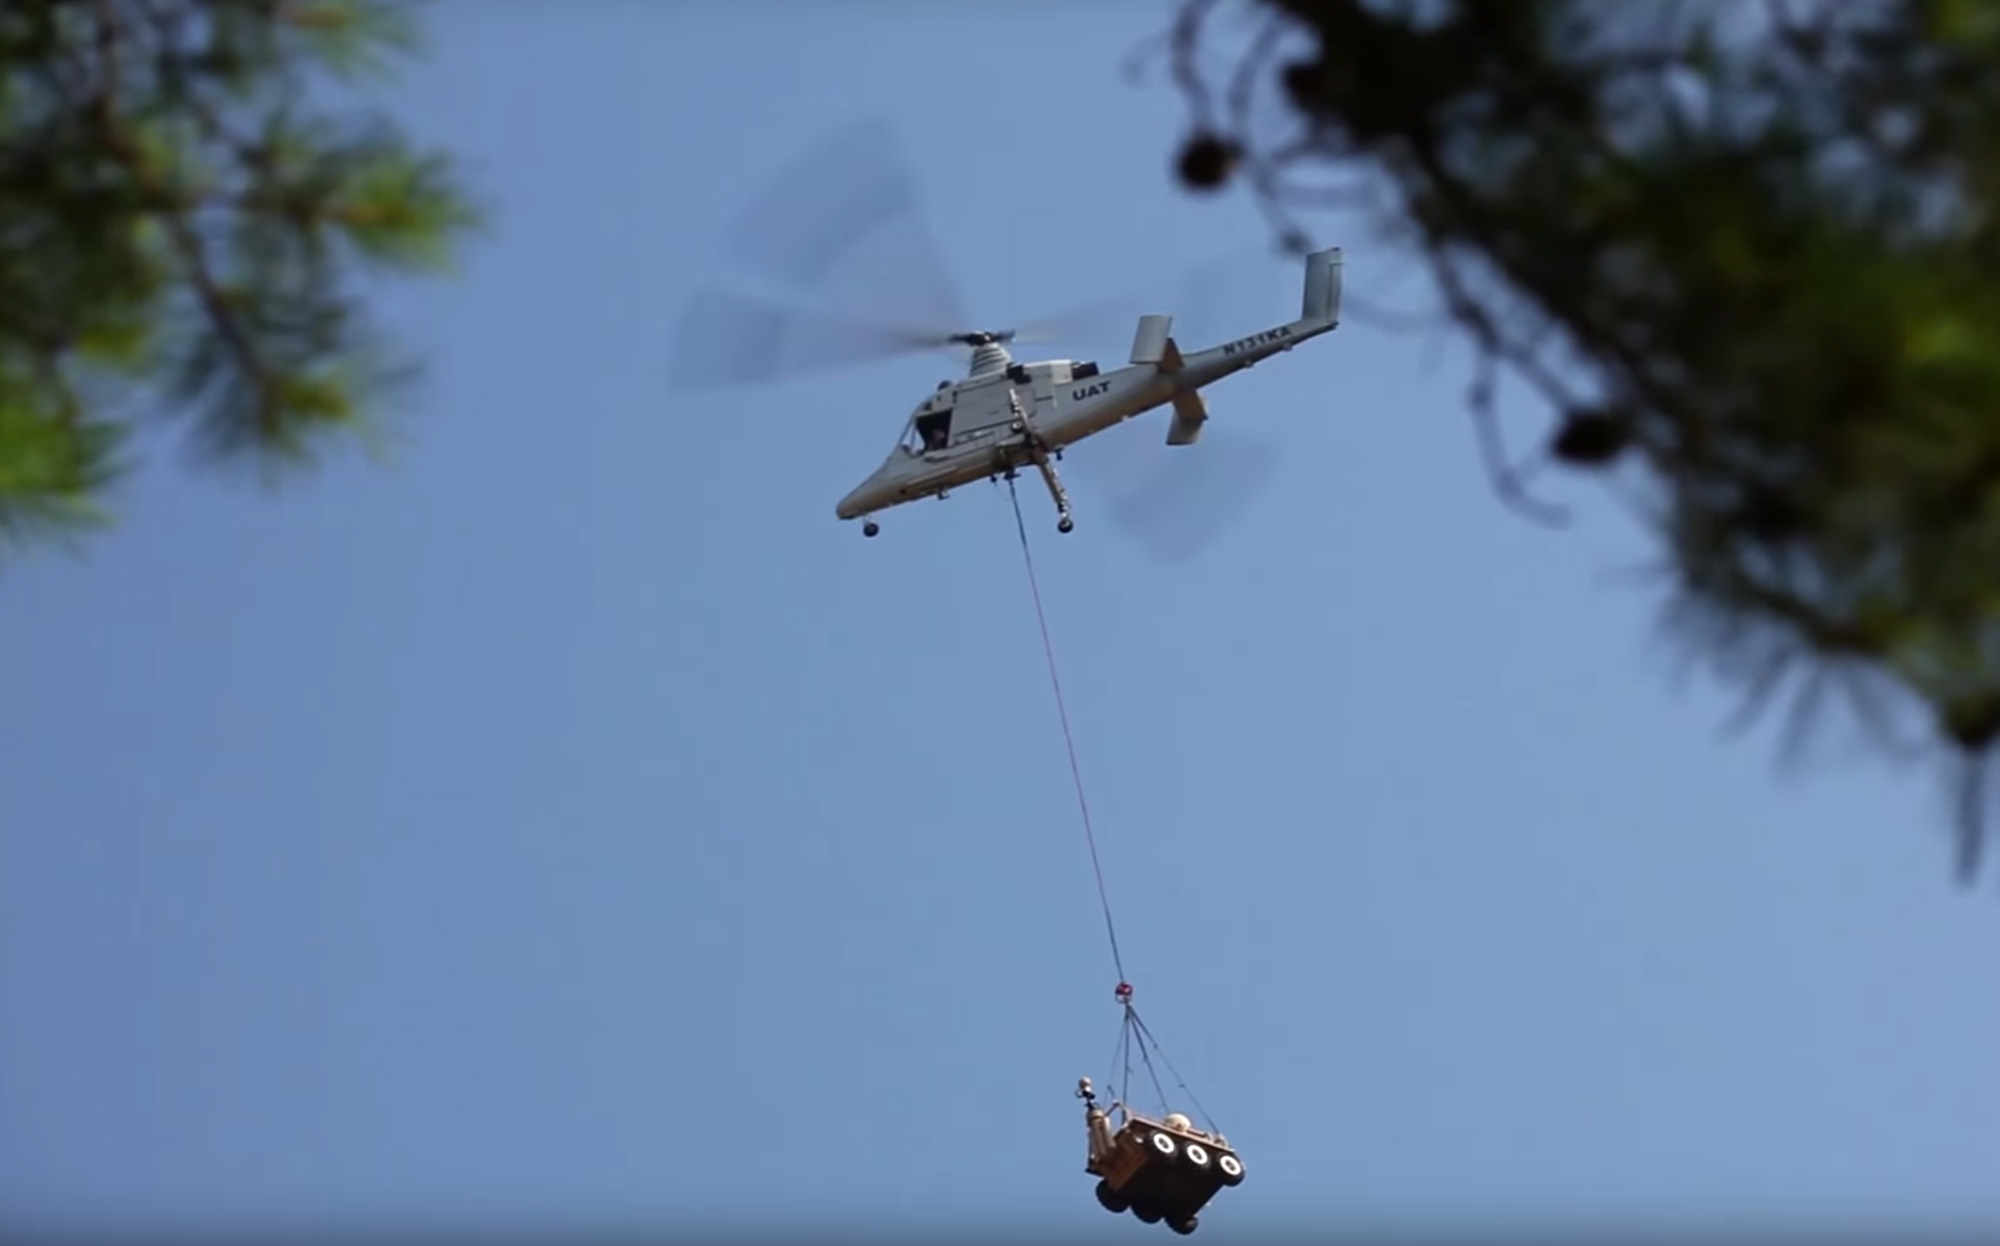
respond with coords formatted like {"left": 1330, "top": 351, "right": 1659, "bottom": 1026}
{"left": 1131, "top": 314, "right": 1173, "bottom": 365}
{"left": 1166, "top": 387, "right": 1207, "bottom": 446}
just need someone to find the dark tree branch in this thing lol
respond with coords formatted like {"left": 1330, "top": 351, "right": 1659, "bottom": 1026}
{"left": 1155, "top": 0, "right": 2000, "bottom": 885}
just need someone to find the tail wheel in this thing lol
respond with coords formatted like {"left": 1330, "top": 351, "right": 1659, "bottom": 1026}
{"left": 1148, "top": 1131, "right": 1178, "bottom": 1160}
{"left": 1094, "top": 1179, "right": 1129, "bottom": 1215}
{"left": 1183, "top": 1142, "right": 1211, "bottom": 1169}
{"left": 1216, "top": 1152, "right": 1244, "bottom": 1186}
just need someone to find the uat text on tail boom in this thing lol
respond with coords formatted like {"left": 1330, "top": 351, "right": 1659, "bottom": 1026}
{"left": 837, "top": 247, "right": 1343, "bottom": 539}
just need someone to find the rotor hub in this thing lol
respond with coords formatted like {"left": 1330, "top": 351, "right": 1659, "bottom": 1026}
{"left": 956, "top": 336, "right": 1008, "bottom": 380}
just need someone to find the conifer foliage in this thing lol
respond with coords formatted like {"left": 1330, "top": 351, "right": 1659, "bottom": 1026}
{"left": 1159, "top": 0, "right": 2000, "bottom": 881}
{"left": 0, "top": 0, "right": 474, "bottom": 557}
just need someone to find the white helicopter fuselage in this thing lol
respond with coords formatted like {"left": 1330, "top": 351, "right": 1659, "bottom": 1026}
{"left": 836, "top": 247, "right": 1343, "bottom": 532}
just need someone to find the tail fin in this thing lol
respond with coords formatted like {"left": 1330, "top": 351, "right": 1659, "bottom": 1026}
{"left": 1301, "top": 247, "right": 1342, "bottom": 324}
{"left": 1130, "top": 314, "right": 1173, "bottom": 365}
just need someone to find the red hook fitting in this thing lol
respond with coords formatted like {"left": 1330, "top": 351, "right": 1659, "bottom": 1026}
{"left": 1114, "top": 982, "right": 1134, "bottom": 1004}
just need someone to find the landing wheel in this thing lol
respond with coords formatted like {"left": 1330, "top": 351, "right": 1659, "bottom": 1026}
{"left": 1168, "top": 1215, "right": 1199, "bottom": 1235}
{"left": 862, "top": 521, "right": 880, "bottom": 538}
{"left": 1133, "top": 1205, "right": 1162, "bottom": 1224}
{"left": 1057, "top": 516, "right": 1074, "bottom": 534}
{"left": 1094, "top": 1180, "right": 1128, "bottom": 1215}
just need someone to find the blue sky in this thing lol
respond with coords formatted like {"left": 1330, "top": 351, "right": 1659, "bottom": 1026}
{"left": 4, "top": 1, "right": 2000, "bottom": 1239}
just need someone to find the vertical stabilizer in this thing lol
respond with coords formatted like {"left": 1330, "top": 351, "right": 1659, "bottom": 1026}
{"left": 1301, "top": 247, "right": 1342, "bottom": 324}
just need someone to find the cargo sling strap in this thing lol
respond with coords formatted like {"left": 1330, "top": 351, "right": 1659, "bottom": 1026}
{"left": 1005, "top": 474, "right": 1219, "bottom": 1132}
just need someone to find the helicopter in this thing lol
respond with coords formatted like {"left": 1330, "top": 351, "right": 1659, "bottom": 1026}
{"left": 668, "top": 120, "right": 1345, "bottom": 550}
{"left": 834, "top": 247, "right": 1341, "bottom": 539}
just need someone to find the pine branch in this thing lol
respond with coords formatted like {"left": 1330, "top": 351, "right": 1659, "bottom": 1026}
{"left": 0, "top": 0, "right": 477, "bottom": 565}
{"left": 1162, "top": 0, "right": 2000, "bottom": 883}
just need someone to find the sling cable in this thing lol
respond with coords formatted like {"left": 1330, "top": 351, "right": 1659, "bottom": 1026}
{"left": 1005, "top": 476, "right": 1247, "bottom": 1236}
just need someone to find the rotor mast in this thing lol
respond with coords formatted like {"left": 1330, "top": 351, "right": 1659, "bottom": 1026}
{"left": 952, "top": 330, "right": 1015, "bottom": 379}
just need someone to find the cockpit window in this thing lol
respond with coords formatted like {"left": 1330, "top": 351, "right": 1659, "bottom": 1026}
{"left": 913, "top": 409, "right": 952, "bottom": 452}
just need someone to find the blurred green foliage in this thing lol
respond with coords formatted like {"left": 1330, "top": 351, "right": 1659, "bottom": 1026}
{"left": 1161, "top": 0, "right": 2000, "bottom": 883}
{"left": 0, "top": 0, "right": 473, "bottom": 558}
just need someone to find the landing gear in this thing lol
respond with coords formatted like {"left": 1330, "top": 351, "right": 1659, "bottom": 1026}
{"left": 862, "top": 520, "right": 880, "bottom": 538}
{"left": 1027, "top": 440, "right": 1074, "bottom": 535}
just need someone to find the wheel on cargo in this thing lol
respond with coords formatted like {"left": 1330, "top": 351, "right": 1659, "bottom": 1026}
{"left": 1094, "top": 1179, "right": 1129, "bottom": 1214}
{"left": 1169, "top": 1214, "right": 1199, "bottom": 1235}
{"left": 1215, "top": 1152, "right": 1244, "bottom": 1186}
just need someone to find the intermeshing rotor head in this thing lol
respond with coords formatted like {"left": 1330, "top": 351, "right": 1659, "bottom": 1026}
{"left": 948, "top": 329, "right": 1016, "bottom": 377}
{"left": 946, "top": 330, "right": 1014, "bottom": 348}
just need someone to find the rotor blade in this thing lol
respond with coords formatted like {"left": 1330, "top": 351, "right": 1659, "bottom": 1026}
{"left": 1065, "top": 415, "right": 1283, "bottom": 564}
{"left": 1109, "top": 436, "right": 1282, "bottom": 564}
{"left": 1006, "top": 243, "right": 1293, "bottom": 355}
{"left": 666, "top": 288, "right": 962, "bottom": 391}
{"left": 721, "top": 118, "right": 970, "bottom": 338}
